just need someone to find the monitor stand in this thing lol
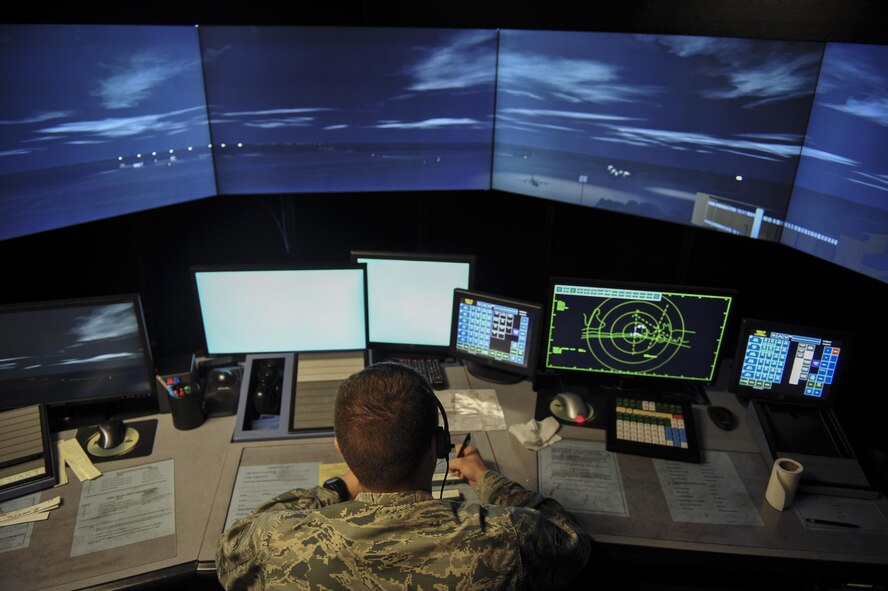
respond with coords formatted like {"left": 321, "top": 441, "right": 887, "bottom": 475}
{"left": 464, "top": 361, "right": 524, "bottom": 385}
{"left": 611, "top": 376, "right": 710, "bottom": 405}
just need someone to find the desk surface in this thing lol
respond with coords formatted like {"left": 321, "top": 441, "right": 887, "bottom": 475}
{"left": 2, "top": 364, "right": 886, "bottom": 590}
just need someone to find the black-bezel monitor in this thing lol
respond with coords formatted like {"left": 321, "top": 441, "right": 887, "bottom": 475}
{"left": 450, "top": 288, "right": 542, "bottom": 384}
{"left": 351, "top": 251, "right": 475, "bottom": 356}
{"left": 0, "top": 294, "right": 156, "bottom": 414}
{"left": 730, "top": 318, "right": 850, "bottom": 406}
{"left": 192, "top": 265, "right": 369, "bottom": 355}
{"left": 544, "top": 278, "right": 734, "bottom": 384}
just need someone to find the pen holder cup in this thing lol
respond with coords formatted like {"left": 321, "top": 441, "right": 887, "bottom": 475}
{"left": 168, "top": 385, "right": 206, "bottom": 430}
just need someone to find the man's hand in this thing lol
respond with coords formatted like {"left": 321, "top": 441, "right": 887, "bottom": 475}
{"left": 448, "top": 445, "right": 489, "bottom": 486}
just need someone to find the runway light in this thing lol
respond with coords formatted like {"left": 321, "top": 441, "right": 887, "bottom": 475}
{"left": 137, "top": 153, "right": 142, "bottom": 158}
{"left": 169, "top": 149, "right": 174, "bottom": 154}
{"left": 237, "top": 142, "right": 243, "bottom": 148}
{"left": 220, "top": 143, "right": 226, "bottom": 148}
{"left": 208, "top": 144, "right": 213, "bottom": 149}
{"left": 188, "top": 146, "right": 193, "bottom": 151}
{"left": 736, "top": 175, "right": 743, "bottom": 181}
{"left": 118, "top": 156, "right": 123, "bottom": 161}
{"left": 151, "top": 151, "right": 157, "bottom": 157}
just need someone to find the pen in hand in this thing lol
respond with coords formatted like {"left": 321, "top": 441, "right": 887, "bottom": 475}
{"left": 456, "top": 433, "right": 471, "bottom": 458}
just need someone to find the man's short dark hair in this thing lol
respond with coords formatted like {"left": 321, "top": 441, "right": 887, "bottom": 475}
{"left": 334, "top": 362, "right": 439, "bottom": 490}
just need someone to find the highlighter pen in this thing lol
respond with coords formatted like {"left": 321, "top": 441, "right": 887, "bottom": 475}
{"left": 456, "top": 433, "right": 471, "bottom": 458}
{"left": 155, "top": 374, "right": 176, "bottom": 398}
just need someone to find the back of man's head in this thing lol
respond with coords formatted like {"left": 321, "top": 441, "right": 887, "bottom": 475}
{"left": 334, "top": 362, "right": 439, "bottom": 491}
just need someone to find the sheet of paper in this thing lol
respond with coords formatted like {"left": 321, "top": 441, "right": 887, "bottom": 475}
{"left": 794, "top": 494, "right": 888, "bottom": 533}
{"left": 0, "top": 495, "right": 60, "bottom": 525}
{"left": 0, "top": 493, "right": 40, "bottom": 553}
{"left": 653, "top": 451, "right": 763, "bottom": 526}
{"left": 0, "top": 466, "right": 46, "bottom": 488}
{"left": 538, "top": 440, "right": 629, "bottom": 517}
{"left": 224, "top": 462, "right": 320, "bottom": 531}
{"left": 0, "top": 512, "right": 49, "bottom": 527}
{"left": 435, "top": 389, "right": 507, "bottom": 432}
{"left": 54, "top": 441, "right": 68, "bottom": 487}
{"left": 70, "top": 459, "right": 175, "bottom": 557}
{"left": 58, "top": 438, "right": 102, "bottom": 482}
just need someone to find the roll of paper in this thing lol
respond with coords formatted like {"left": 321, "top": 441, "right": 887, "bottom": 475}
{"left": 765, "top": 457, "right": 804, "bottom": 511}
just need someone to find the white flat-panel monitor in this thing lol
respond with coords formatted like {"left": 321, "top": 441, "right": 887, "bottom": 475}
{"left": 193, "top": 266, "right": 368, "bottom": 355}
{"left": 351, "top": 252, "right": 474, "bottom": 355}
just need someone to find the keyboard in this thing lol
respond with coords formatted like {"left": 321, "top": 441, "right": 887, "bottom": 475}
{"left": 393, "top": 357, "right": 448, "bottom": 390}
{"left": 606, "top": 395, "right": 701, "bottom": 463}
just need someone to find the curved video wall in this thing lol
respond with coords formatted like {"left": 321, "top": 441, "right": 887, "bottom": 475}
{"left": 0, "top": 25, "right": 885, "bottom": 283}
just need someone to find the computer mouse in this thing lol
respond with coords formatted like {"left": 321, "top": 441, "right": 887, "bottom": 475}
{"left": 707, "top": 405, "right": 736, "bottom": 431}
{"left": 550, "top": 392, "right": 594, "bottom": 424}
{"left": 97, "top": 418, "right": 127, "bottom": 449}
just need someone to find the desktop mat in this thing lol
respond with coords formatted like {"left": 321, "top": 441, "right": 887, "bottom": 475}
{"left": 0, "top": 460, "right": 176, "bottom": 591}
{"left": 534, "top": 389, "right": 608, "bottom": 430}
{"left": 75, "top": 419, "right": 158, "bottom": 464}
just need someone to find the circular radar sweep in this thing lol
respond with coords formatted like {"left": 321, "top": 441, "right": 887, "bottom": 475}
{"left": 580, "top": 296, "right": 693, "bottom": 373}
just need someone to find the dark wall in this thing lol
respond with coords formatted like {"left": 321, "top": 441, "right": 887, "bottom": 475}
{"left": 11, "top": 1, "right": 886, "bottom": 44}
{"left": 3, "top": 190, "right": 885, "bottom": 451}
{"left": 3, "top": 1, "right": 886, "bottom": 462}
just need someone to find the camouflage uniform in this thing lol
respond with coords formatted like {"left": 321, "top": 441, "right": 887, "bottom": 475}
{"left": 216, "top": 470, "right": 591, "bottom": 590}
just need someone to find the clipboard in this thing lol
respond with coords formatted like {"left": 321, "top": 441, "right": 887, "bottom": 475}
{"left": 0, "top": 404, "right": 57, "bottom": 503}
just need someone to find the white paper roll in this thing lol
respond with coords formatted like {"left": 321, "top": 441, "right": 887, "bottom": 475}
{"left": 765, "top": 457, "right": 804, "bottom": 511}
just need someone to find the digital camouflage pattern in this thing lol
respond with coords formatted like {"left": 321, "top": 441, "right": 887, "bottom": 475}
{"left": 216, "top": 470, "right": 590, "bottom": 590}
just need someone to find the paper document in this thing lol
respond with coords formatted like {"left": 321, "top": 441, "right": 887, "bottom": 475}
{"left": 70, "top": 459, "right": 175, "bottom": 557}
{"left": 224, "top": 462, "right": 320, "bottom": 531}
{"left": 0, "top": 493, "right": 41, "bottom": 553}
{"left": 54, "top": 441, "right": 68, "bottom": 486}
{"left": 57, "top": 438, "right": 102, "bottom": 482}
{"left": 435, "top": 389, "right": 507, "bottom": 432}
{"left": 0, "top": 495, "right": 60, "bottom": 527}
{"left": 538, "top": 440, "right": 629, "bottom": 517}
{"left": 653, "top": 451, "right": 763, "bottom": 526}
{"left": 794, "top": 494, "right": 888, "bottom": 533}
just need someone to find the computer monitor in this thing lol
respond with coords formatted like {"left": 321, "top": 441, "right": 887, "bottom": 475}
{"left": 0, "top": 294, "right": 157, "bottom": 427}
{"left": 730, "top": 318, "right": 850, "bottom": 405}
{"left": 192, "top": 265, "right": 368, "bottom": 355}
{"left": 544, "top": 278, "right": 734, "bottom": 388}
{"left": 451, "top": 288, "right": 542, "bottom": 384}
{"left": 351, "top": 252, "right": 475, "bottom": 355}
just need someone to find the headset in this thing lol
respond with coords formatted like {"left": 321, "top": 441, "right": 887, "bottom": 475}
{"left": 431, "top": 391, "right": 452, "bottom": 459}
{"left": 427, "top": 385, "right": 453, "bottom": 498}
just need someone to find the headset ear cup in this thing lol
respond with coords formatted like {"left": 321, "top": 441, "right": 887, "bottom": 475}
{"left": 435, "top": 426, "right": 450, "bottom": 459}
